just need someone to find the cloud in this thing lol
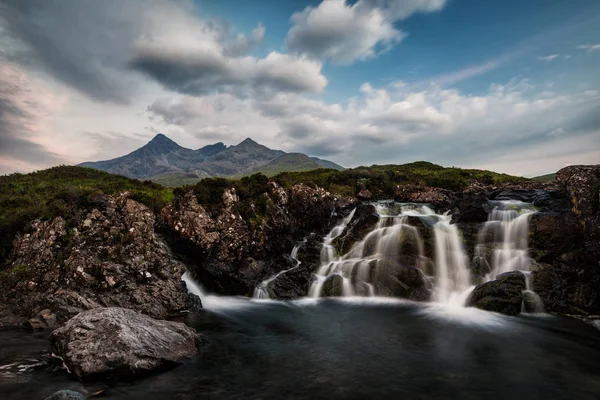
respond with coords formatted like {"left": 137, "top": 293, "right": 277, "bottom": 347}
{"left": 286, "top": 0, "right": 446, "bottom": 64}
{"left": 577, "top": 44, "right": 600, "bottom": 52}
{"left": 0, "top": 61, "right": 67, "bottom": 169}
{"left": 0, "top": 0, "right": 283, "bottom": 103}
{"left": 538, "top": 54, "right": 560, "bottom": 62}
{"left": 130, "top": 38, "right": 327, "bottom": 96}
{"left": 0, "top": 0, "right": 145, "bottom": 103}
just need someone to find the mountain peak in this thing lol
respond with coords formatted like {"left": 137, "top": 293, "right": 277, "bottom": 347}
{"left": 237, "top": 137, "right": 259, "bottom": 147}
{"left": 145, "top": 133, "right": 181, "bottom": 152}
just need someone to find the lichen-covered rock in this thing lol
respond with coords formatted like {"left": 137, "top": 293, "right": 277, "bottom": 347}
{"left": 466, "top": 271, "right": 526, "bottom": 315}
{"left": 50, "top": 308, "right": 203, "bottom": 380}
{"left": 0, "top": 193, "right": 199, "bottom": 325}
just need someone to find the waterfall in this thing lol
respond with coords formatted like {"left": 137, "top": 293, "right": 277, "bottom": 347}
{"left": 474, "top": 200, "right": 544, "bottom": 313}
{"left": 253, "top": 240, "right": 306, "bottom": 300}
{"left": 308, "top": 203, "right": 472, "bottom": 303}
{"left": 432, "top": 214, "right": 473, "bottom": 305}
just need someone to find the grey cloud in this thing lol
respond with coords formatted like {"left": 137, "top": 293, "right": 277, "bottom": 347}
{"left": 0, "top": 0, "right": 140, "bottom": 103}
{"left": 129, "top": 49, "right": 326, "bottom": 97}
{"left": 297, "top": 141, "right": 342, "bottom": 157}
{"left": 0, "top": 94, "right": 63, "bottom": 165}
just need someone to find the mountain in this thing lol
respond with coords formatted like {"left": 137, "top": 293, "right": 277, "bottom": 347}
{"left": 79, "top": 134, "right": 343, "bottom": 184}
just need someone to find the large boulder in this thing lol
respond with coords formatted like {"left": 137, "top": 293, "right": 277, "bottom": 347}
{"left": 0, "top": 193, "right": 199, "bottom": 326}
{"left": 466, "top": 271, "right": 526, "bottom": 315}
{"left": 50, "top": 308, "right": 203, "bottom": 380}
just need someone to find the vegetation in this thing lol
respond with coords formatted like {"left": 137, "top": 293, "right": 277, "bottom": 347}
{"left": 272, "top": 161, "right": 527, "bottom": 197}
{"left": 0, "top": 166, "right": 173, "bottom": 266}
{"left": 531, "top": 173, "right": 556, "bottom": 182}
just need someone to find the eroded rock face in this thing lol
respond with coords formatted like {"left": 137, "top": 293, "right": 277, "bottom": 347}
{"left": 466, "top": 271, "right": 526, "bottom": 315}
{"left": 50, "top": 308, "right": 203, "bottom": 380}
{"left": 557, "top": 165, "right": 600, "bottom": 244}
{"left": 160, "top": 183, "right": 356, "bottom": 297}
{"left": 0, "top": 193, "right": 199, "bottom": 325}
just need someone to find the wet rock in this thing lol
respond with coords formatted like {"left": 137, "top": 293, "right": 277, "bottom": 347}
{"left": 332, "top": 204, "right": 379, "bottom": 255}
{"left": 466, "top": 271, "right": 526, "bottom": 315}
{"left": 321, "top": 275, "right": 344, "bottom": 297}
{"left": 51, "top": 308, "right": 203, "bottom": 380}
{"left": 0, "top": 193, "right": 197, "bottom": 325}
{"left": 44, "top": 390, "right": 85, "bottom": 400}
{"left": 374, "top": 260, "right": 430, "bottom": 301}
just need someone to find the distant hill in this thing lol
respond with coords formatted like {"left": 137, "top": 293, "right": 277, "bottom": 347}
{"left": 80, "top": 134, "right": 343, "bottom": 185}
{"left": 231, "top": 153, "right": 342, "bottom": 178}
{"left": 531, "top": 173, "right": 556, "bottom": 182}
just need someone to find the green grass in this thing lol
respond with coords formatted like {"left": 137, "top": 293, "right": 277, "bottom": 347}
{"left": 0, "top": 166, "right": 173, "bottom": 266}
{"left": 531, "top": 173, "right": 556, "bottom": 182}
{"left": 150, "top": 171, "right": 210, "bottom": 187}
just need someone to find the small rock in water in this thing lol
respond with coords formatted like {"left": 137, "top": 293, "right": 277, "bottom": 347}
{"left": 44, "top": 390, "right": 85, "bottom": 400}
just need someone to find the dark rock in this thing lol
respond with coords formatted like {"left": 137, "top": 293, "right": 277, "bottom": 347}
{"left": 44, "top": 390, "right": 85, "bottom": 400}
{"left": 529, "top": 213, "right": 582, "bottom": 263}
{"left": 332, "top": 204, "right": 378, "bottom": 255}
{"left": 321, "top": 275, "right": 344, "bottom": 297}
{"left": 466, "top": 271, "right": 526, "bottom": 315}
{"left": 373, "top": 260, "right": 430, "bottom": 301}
{"left": 50, "top": 307, "right": 203, "bottom": 380}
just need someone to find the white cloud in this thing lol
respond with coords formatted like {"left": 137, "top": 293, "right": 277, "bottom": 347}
{"left": 577, "top": 44, "right": 600, "bottom": 53}
{"left": 538, "top": 54, "right": 560, "bottom": 62}
{"left": 286, "top": 0, "right": 446, "bottom": 64}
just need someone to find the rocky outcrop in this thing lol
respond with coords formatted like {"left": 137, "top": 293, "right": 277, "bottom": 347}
{"left": 466, "top": 271, "right": 526, "bottom": 315}
{"left": 394, "top": 185, "right": 452, "bottom": 211}
{"left": 51, "top": 308, "right": 203, "bottom": 380}
{"left": 160, "top": 184, "right": 355, "bottom": 297}
{"left": 557, "top": 165, "right": 600, "bottom": 245}
{"left": 0, "top": 193, "right": 199, "bottom": 326}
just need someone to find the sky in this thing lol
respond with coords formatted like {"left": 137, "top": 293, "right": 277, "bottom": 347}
{"left": 0, "top": 0, "right": 599, "bottom": 177}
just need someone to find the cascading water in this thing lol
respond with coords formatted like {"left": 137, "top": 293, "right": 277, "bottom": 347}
{"left": 474, "top": 200, "right": 544, "bottom": 313}
{"left": 308, "top": 203, "right": 472, "bottom": 304}
{"left": 253, "top": 240, "right": 306, "bottom": 300}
